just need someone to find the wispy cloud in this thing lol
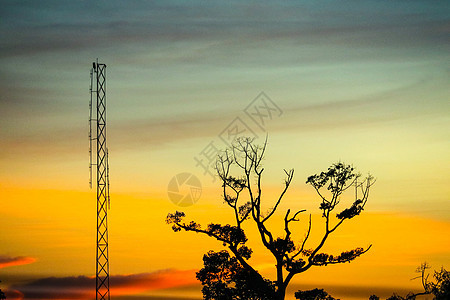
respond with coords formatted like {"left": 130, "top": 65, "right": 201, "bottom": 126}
{"left": 0, "top": 1, "right": 447, "bottom": 59}
{"left": 9, "top": 269, "right": 198, "bottom": 300}
{"left": 0, "top": 255, "right": 36, "bottom": 269}
{"left": 274, "top": 75, "right": 450, "bottom": 135}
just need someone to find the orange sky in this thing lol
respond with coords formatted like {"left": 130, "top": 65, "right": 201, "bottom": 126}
{"left": 1, "top": 183, "right": 449, "bottom": 299}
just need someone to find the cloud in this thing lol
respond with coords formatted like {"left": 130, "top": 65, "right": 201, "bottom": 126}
{"left": 9, "top": 269, "right": 198, "bottom": 300}
{"left": 274, "top": 76, "right": 450, "bottom": 136}
{"left": 2, "top": 289, "right": 24, "bottom": 300}
{"left": 0, "top": 255, "right": 36, "bottom": 269}
{"left": 0, "top": 1, "right": 447, "bottom": 59}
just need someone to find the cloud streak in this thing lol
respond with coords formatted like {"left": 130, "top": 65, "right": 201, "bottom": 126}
{"left": 0, "top": 1, "right": 447, "bottom": 59}
{"left": 2, "top": 74, "right": 447, "bottom": 161}
{"left": 0, "top": 255, "right": 36, "bottom": 269}
{"left": 9, "top": 269, "right": 198, "bottom": 300}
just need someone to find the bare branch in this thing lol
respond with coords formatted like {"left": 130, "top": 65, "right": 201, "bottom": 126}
{"left": 262, "top": 169, "right": 294, "bottom": 223}
{"left": 291, "top": 214, "right": 312, "bottom": 261}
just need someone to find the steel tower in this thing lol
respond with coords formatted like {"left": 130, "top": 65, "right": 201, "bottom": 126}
{"left": 90, "top": 61, "right": 111, "bottom": 300}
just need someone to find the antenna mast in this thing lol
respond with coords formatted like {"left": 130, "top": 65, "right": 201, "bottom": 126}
{"left": 90, "top": 61, "right": 111, "bottom": 300}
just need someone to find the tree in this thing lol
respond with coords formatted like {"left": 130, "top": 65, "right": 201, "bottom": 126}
{"left": 166, "top": 138, "right": 375, "bottom": 300}
{"left": 295, "top": 288, "right": 338, "bottom": 300}
{"left": 431, "top": 267, "right": 450, "bottom": 299}
{"left": 0, "top": 280, "right": 6, "bottom": 300}
{"left": 379, "top": 263, "right": 449, "bottom": 300}
{"left": 386, "top": 294, "right": 404, "bottom": 300}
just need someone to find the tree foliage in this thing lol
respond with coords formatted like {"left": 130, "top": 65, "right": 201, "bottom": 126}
{"left": 0, "top": 279, "right": 5, "bottom": 300}
{"left": 166, "top": 138, "right": 375, "bottom": 300}
{"left": 295, "top": 288, "right": 338, "bottom": 300}
{"left": 431, "top": 267, "right": 450, "bottom": 299}
{"left": 196, "top": 250, "right": 275, "bottom": 300}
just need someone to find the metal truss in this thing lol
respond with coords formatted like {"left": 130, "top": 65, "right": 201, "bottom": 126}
{"left": 90, "top": 62, "right": 110, "bottom": 300}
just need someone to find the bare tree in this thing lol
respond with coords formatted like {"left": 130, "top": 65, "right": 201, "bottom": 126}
{"left": 384, "top": 263, "right": 450, "bottom": 300}
{"left": 167, "top": 138, "right": 375, "bottom": 300}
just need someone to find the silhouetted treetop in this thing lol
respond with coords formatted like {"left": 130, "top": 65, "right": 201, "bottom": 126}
{"left": 375, "top": 263, "right": 449, "bottom": 300}
{"left": 166, "top": 137, "right": 375, "bottom": 300}
{"left": 295, "top": 288, "right": 338, "bottom": 300}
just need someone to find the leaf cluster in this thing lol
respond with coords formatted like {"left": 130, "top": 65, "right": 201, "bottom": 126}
{"left": 336, "top": 199, "right": 364, "bottom": 220}
{"left": 196, "top": 250, "right": 275, "bottom": 300}
{"left": 166, "top": 211, "right": 247, "bottom": 247}
{"left": 305, "top": 247, "right": 369, "bottom": 266}
{"left": 306, "top": 163, "right": 355, "bottom": 193}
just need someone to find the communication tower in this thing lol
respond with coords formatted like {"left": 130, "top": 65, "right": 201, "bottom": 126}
{"left": 89, "top": 61, "right": 111, "bottom": 300}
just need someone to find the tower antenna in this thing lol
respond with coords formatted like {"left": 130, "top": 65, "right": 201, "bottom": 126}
{"left": 89, "top": 60, "right": 111, "bottom": 300}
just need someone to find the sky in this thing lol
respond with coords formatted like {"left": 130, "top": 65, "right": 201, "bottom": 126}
{"left": 0, "top": 1, "right": 449, "bottom": 299}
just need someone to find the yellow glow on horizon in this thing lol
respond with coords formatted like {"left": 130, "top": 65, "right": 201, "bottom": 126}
{"left": 2, "top": 183, "right": 448, "bottom": 294}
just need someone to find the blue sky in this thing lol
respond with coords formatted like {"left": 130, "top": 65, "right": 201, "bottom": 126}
{"left": 1, "top": 1, "right": 448, "bottom": 205}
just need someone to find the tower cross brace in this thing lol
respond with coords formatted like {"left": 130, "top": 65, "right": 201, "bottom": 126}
{"left": 90, "top": 62, "right": 110, "bottom": 300}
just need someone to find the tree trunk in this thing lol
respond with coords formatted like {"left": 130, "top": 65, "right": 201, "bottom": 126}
{"left": 276, "top": 286, "right": 286, "bottom": 300}
{"left": 276, "top": 257, "right": 286, "bottom": 300}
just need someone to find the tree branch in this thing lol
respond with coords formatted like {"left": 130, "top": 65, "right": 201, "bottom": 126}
{"left": 262, "top": 169, "right": 294, "bottom": 223}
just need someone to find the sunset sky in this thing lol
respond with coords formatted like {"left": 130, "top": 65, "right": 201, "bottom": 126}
{"left": 0, "top": 1, "right": 449, "bottom": 299}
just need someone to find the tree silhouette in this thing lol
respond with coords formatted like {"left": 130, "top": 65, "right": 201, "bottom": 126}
{"left": 0, "top": 280, "right": 6, "bottom": 300}
{"left": 431, "top": 267, "right": 450, "bottom": 299}
{"left": 382, "top": 263, "right": 450, "bottom": 300}
{"left": 167, "top": 138, "right": 375, "bottom": 300}
{"left": 295, "top": 288, "right": 338, "bottom": 300}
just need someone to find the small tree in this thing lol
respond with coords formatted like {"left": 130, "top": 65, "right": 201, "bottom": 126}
{"left": 431, "top": 267, "right": 450, "bottom": 299}
{"left": 295, "top": 288, "right": 338, "bottom": 300}
{"left": 0, "top": 280, "right": 6, "bottom": 300}
{"left": 167, "top": 138, "right": 375, "bottom": 300}
{"left": 378, "top": 263, "right": 449, "bottom": 300}
{"left": 0, "top": 289, "right": 5, "bottom": 300}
